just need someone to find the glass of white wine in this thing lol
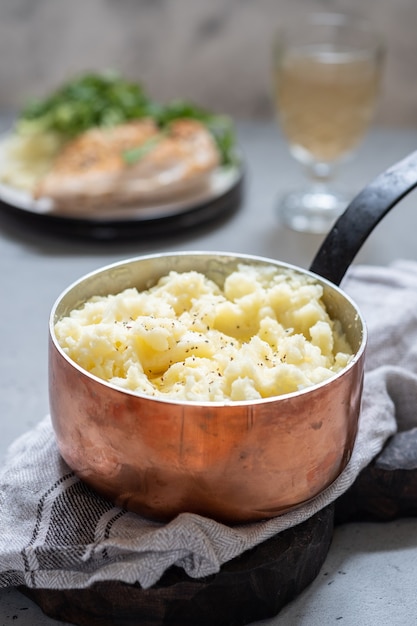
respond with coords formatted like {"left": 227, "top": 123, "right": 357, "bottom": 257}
{"left": 273, "top": 12, "right": 385, "bottom": 233}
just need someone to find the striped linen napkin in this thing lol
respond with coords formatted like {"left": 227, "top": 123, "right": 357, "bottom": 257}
{"left": 3, "top": 260, "right": 417, "bottom": 591}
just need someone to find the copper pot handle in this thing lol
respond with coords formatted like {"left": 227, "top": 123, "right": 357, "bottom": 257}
{"left": 309, "top": 150, "right": 417, "bottom": 286}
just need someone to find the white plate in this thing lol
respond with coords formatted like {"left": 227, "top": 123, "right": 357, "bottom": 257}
{"left": 0, "top": 137, "right": 244, "bottom": 239}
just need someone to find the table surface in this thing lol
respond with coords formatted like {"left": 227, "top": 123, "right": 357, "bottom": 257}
{"left": 1, "top": 119, "right": 417, "bottom": 625}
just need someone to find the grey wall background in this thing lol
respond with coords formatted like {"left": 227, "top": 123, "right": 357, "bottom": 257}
{"left": 0, "top": 0, "right": 416, "bottom": 126}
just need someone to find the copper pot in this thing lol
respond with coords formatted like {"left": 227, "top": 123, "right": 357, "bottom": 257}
{"left": 48, "top": 151, "right": 417, "bottom": 523}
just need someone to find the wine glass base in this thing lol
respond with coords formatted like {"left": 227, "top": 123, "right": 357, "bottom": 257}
{"left": 279, "top": 188, "right": 350, "bottom": 234}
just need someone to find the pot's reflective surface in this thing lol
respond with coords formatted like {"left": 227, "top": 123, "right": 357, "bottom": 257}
{"left": 49, "top": 252, "right": 366, "bottom": 523}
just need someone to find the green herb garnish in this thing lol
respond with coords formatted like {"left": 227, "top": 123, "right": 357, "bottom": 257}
{"left": 122, "top": 132, "right": 167, "bottom": 165}
{"left": 18, "top": 71, "right": 152, "bottom": 138}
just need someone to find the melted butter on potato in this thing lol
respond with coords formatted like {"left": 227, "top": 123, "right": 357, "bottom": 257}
{"left": 55, "top": 265, "right": 353, "bottom": 401}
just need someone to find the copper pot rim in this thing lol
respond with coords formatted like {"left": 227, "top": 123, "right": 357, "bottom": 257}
{"left": 49, "top": 250, "right": 368, "bottom": 409}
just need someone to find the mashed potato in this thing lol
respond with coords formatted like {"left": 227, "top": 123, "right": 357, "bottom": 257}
{"left": 54, "top": 264, "right": 353, "bottom": 402}
{"left": 0, "top": 132, "right": 64, "bottom": 191}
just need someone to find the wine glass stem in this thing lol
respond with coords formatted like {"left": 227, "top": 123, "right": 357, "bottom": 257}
{"left": 306, "top": 161, "right": 336, "bottom": 184}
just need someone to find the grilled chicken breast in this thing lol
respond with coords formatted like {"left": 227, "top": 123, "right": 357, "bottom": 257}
{"left": 33, "top": 118, "right": 220, "bottom": 212}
